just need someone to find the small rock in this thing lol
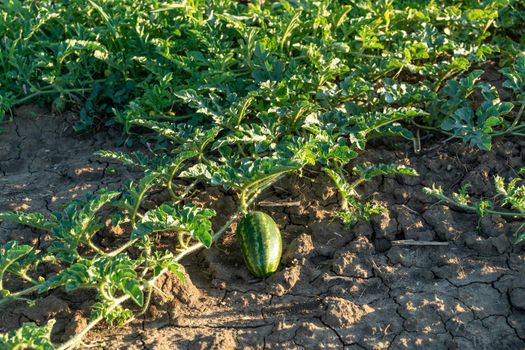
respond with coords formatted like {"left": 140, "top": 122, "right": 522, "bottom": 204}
{"left": 347, "top": 236, "right": 374, "bottom": 255}
{"left": 465, "top": 233, "right": 495, "bottom": 256}
{"left": 322, "top": 297, "right": 374, "bottom": 328}
{"left": 374, "top": 238, "right": 391, "bottom": 252}
{"left": 392, "top": 332, "right": 453, "bottom": 350}
{"left": 508, "top": 312, "right": 525, "bottom": 339}
{"left": 267, "top": 320, "right": 297, "bottom": 343}
{"left": 312, "top": 178, "right": 337, "bottom": 202}
{"left": 188, "top": 330, "right": 236, "bottom": 350}
{"left": 422, "top": 206, "right": 464, "bottom": 241}
{"left": 268, "top": 264, "right": 301, "bottom": 296}
{"left": 490, "top": 234, "right": 510, "bottom": 254}
{"left": 311, "top": 221, "right": 354, "bottom": 257}
{"left": 285, "top": 224, "right": 305, "bottom": 236}
{"left": 289, "top": 214, "right": 309, "bottom": 226}
{"left": 510, "top": 287, "right": 525, "bottom": 310}
{"left": 480, "top": 215, "right": 507, "bottom": 238}
{"left": 211, "top": 279, "right": 227, "bottom": 289}
{"left": 395, "top": 206, "right": 433, "bottom": 240}
{"left": 399, "top": 173, "right": 421, "bottom": 186}
{"left": 432, "top": 256, "right": 507, "bottom": 286}
{"left": 509, "top": 156, "right": 522, "bottom": 168}
{"left": 396, "top": 292, "right": 456, "bottom": 334}
{"left": 458, "top": 283, "right": 510, "bottom": 318}
{"left": 353, "top": 221, "right": 373, "bottom": 238}
{"left": 61, "top": 311, "right": 88, "bottom": 341}
{"left": 294, "top": 320, "right": 342, "bottom": 349}
{"left": 461, "top": 166, "right": 492, "bottom": 196}
{"left": 24, "top": 295, "right": 70, "bottom": 323}
{"left": 407, "top": 230, "right": 435, "bottom": 241}
{"left": 481, "top": 316, "right": 525, "bottom": 349}
{"left": 282, "top": 233, "right": 315, "bottom": 265}
{"left": 372, "top": 211, "right": 398, "bottom": 240}
{"left": 162, "top": 266, "right": 201, "bottom": 307}
{"left": 332, "top": 251, "right": 372, "bottom": 278}
{"left": 387, "top": 246, "right": 407, "bottom": 265}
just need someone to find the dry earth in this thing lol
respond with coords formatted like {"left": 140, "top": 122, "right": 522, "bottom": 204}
{"left": 1, "top": 106, "right": 525, "bottom": 350}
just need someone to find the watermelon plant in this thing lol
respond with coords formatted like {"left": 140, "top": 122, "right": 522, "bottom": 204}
{"left": 0, "top": 320, "right": 55, "bottom": 350}
{"left": 0, "top": 0, "right": 524, "bottom": 348}
{"left": 424, "top": 171, "right": 525, "bottom": 244}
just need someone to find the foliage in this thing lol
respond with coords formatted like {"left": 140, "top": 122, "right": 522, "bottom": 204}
{"left": 0, "top": 0, "right": 522, "bottom": 139}
{"left": 436, "top": 65, "right": 521, "bottom": 150}
{"left": 0, "top": 320, "right": 56, "bottom": 350}
{"left": 325, "top": 164, "right": 418, "bottom": 225}
{"left": 0, "top": 0, "right": 524, "bottom": 348}
{"left": 0, "top": 184, "right": 210, "bottom": 349}
{"left": 424, "top": 174, "right": 525, "bottom": 244}
{"left": 132, "top": 204, "right": 216, "bottom": 247}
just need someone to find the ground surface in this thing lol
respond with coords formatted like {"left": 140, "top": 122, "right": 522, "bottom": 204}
{"left": 1, "top": 108, "right": 525, "bottom": 350}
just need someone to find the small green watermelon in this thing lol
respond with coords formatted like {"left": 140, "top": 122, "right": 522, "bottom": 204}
{"left": 236, "top": 211, "right": 282, "bottom": 278}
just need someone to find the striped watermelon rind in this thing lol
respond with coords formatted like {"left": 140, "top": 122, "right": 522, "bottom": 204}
{"left": 236, "top": 211, "right": 282, "bottom": 278}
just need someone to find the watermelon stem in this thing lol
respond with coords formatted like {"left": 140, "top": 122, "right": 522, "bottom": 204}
{"left": 240, "top": 172, "right": 290, "bottom": 212}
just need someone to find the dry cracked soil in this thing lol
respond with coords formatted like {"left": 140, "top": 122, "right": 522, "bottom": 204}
{"left": 1, "top": 106, "right": 525, "bottom": 350}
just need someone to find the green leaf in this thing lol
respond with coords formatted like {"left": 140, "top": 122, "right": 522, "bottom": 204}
{"left": 440, "top": 103, "right": 511, "bottom": 151}
{"left": 95, "top": 150, "right": 147, "bottom": 169}
{"left": 473, "top": 200, "right": 492, "bottom": 217}
{"left": 372, "top": 123, "right": 414, "bottom": 140}
{"left": 211, "top": 124, "right": 272, "bottom": 152}
{"left": 0, "top": 241, "right": 36, "bottom": 289}
{"left": 0, "top": 242, "right": 34, "bottom": 272}
{"left": 484, "top": 116, "right": 502, "bottom": 128}
{"left": 351, "top": 108, "right": 427, "bottom": 135}
{"left": 354, "top": 164, "right": 419, "bottom": 180}
{"left": 500, "top": 56, "right": 525, "bottom": 94}
{"left": 132, "top": 204, "right": 215, "bottom": 248}
{"left": 129, "top": 119, "right": 181, "bottom": 140}
{"left": 115, "top": 172, "right": 160, "bottom": 220}
{"left": 151, "top": 251, "right": 185, "bottom": 283}
{"left": 335, "top": 200, "right": 385, "bottom": 227}
{"left": 123, "top": 279, "right": 144, "bottom": 306}
{"left": 496, "top": 177, "right": 525, "bottom": 213}
{"left": 0, "top": 212, "right": 57, "bottom": 231}
{"left": 181, "top": 157, "right": 301, "bottom": 191}
{"left": 0, "top": 320, "right": 55, "bottom": 350}
{"left": 91, "top": 301, "right": 133, "bottom": 326}
{"left": 49, "top": 189, "right": 120, "bottom": 262}
{"left": 178, "top": 163, "right": 212, "bottom": 182}
{"left": 514, "top": 228, "right": 525, "bottom": 245}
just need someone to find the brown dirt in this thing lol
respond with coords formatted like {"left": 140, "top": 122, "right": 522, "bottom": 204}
{"left": 1, "top": 107, "right": 525, "bottom": 350}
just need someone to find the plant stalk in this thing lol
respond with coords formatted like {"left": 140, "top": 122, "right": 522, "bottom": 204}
{"left": 56, "top": 185, "right": 266, "bottom": 350}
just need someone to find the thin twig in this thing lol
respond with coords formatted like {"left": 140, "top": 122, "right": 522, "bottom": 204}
{"left": 391, "top": 240, "right": 449, "bottom": 246}
{"left": 257, "top": 200, "right": 301, "bottom": 207}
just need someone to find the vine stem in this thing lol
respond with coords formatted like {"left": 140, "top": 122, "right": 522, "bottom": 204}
{"left": 0, "top": 284, "right": 41, "bottom": 306}
{"left": 131, "top": 182, "right": 153, "bottom": 225}
{"left": 511, "top": 99, "right": 525, "bottom": 128}
{"left": 167, "top": 169, "right": 179, "bottom": 199}
{"left": 87, "top": 241, "right": 107, "bottom": 256}
{"left": 431, "top": 193, "right": 525, "bottom": 218}
{"left": 56, "top": 192, "right": 258, "bottom": 350}
{"left": 168, "top": 180, "right": 197, "bottom": 203}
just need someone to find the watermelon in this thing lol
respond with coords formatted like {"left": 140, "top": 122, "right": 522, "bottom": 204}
{"left": 236, "top": 211, "right": 282, "bottom": 277}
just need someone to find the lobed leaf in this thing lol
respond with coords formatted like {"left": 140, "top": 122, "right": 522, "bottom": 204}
{"left": 354, "top": 164, "right": 419, "bottom": 181}
{"left": 0, "top": 212, "right": 57, "bottom": 231}
{"left": 0, "top": 320, "right": 55, "bottom": 350}
{"left": 132, "top": 204, "right": 216, "bottom": 248}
